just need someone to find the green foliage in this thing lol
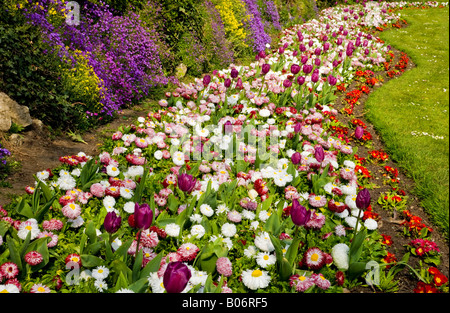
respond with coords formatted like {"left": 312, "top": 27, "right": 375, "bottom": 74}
{"left": 0, "top": 7, "right": 91, "bottom": 130}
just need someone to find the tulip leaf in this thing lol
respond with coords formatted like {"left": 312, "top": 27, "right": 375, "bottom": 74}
{"left": 347, "top": 261, "right": 367, "bottom": 281}
{"left": 349, "top": 229, "right": 367, "bottom": 264}
{"left": 19, "top": 231, "right": 32, "bottom": 260}
{"left": 167, "top": 194, "right": 179, "bottom": 214}
{"left": 264, "top": 211, "right": 281, "bottom": 236}
{"left": 29, "top": 237, "right": 50, "bottom": 272}
{"left": 128, "top": 277, "right": 149, "bottom": 293}
{"left": 140, "top": 252, "right": 163, "bottom": 278}
{"left": 279, "top": 257, "right": 293, "bottom": 281}
{"left": 80, "top": 254, "right": 103, "bottom": 267}
{"left": 15, "top": 198, "right": 34, "bottom": 219}
{"left": 114, "top": 271, "right": 129, "bottom": 292}
{"left": 6, "top": 235, "right": 22, "bottom": 271}
{"left": 113, "top": 238, "right": 134, "bottom": 261}
{"left": 132, "top": 249, "right": 144, "bottom": 283}
{"left": 85, "top": 220, "right": 97, "bottom": 244}
{"left": 285, "top": 236, "right": 301, "bottom": 266}
{"left": 0, "top": 220, "right": 9, "bottom": 237}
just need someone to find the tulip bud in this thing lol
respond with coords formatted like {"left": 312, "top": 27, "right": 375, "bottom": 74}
{"left": 261, "top": 63, "right": 271, "bottom": 74}
{"left": 355, "top": 126, "right": 364, "bottom": 139}
{"left": 291, "top": 199, "right": 311, "bottom": 226}
{"left": 163, "top": 261, "right": 192, "bottom": 293}
{"left": 134, "top": 203, "right": 153, "bottom": 230}
{"left": 311, "top": 72, "right": 319, "bottom": 83}
{"left": 224, "top": 78, "right": 231, "bottom": 88}
{"left": 291, "top": 152, "right": 301, "bottom": 165}
{"left": 291, "top": 64, "right": 301, "bottom": 75}
{"left": 283, "top": 79, "right": 292, "bottom": 88}
{"left": 314, "top": 145, "right": 325, "bottom": 162}
{"left": 297, "top": 76, "right": 305, "bottom": 85}
{"left": 356, "top": 188, "right": 371, "bottom": 210}
{"left": 104, "top": 211, "right": 122, "bottom": 234}
{"left": 177, "top": 173, "right": 197, "bottom": 193}
{"left": 230, "top": 68, "right": 239, "bottom": 79}
{"left": 202, "top": 75, "right": 211, "bottom": 87}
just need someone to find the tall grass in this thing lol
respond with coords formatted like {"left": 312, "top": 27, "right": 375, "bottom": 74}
{"left": 365, "top": 7, "right": 449, "bottom": 238}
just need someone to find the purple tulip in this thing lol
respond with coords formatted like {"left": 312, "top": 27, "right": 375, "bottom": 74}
{"left": 308, "top": 40, "right": 314, "bottom": 47}
{"left": 314, "top": 58, "right": 321, "bottom": 66}
{"left": 314, "top": 48, "right": 322, "bottom": 56}
{"left": 104, "top": 211, "right": 122, "bottom": 234}
{"left": 291, "top": 64, "right": 301, "bottom": 75}
{"left": 301, "top": 55, "right": 308, "bottom": 64}
{"left": 261, "top": 63, "right": 271, "bottom": 75}
{"left": 293, "top": 50, "right": 298, "bottom": 57}
{"left": 291, "top": 199, "right": 311, "bottom": 226}
{"left": 283, "top": 79, "right": 292, "bottom": 88}
{"left": 278, "top": 47, "right": 285, "bottom": 54}
{"left": 303, "top": 64, "right": 313, "bottom": 74}
{"left": 311, "top": 72, "right": 319, "bottom": 83}
{"left": 355, "top": 188, "right": 371, "bottom": 210}
{"left": 355, "top": 126, "right": 364, "bottom": 139}
{"left": 230, "top": 68, "right": 239, "bottom": 79}
{"left": 314, "top": 145, "right": 325, "bottom": 162}
{"left": 297, "top": 76, "right": 305, "bottom": 85}
{"left": 258, "top": 51, "right": 266, "bottom": 59}
{"left": 163, "top": 261, "right": 192, "bottom": 293}
{"left": 346, "top": 48, "right": 354, "bottom": 57}
{"left": 291, "top": 152, "right": 301, "bottom": 165}
{"left": 134, "top": 203, "right": 153, "bottom": 230}
{"left": 299, "top": 44, "right": 306, "bottom": 52}
{"left": 327, "top": 75, "right": 337, "bottom": 86}
{"left": 224, "top": 78, "right": 231, "bottom": 88}
{"left": 364, "top": 49, "right": 370, "bottom": 56}
{"left": 202, "top": 75, "right": 211, "bottom": 87}
{"left": 236, "top": 77, "right": 243, "bottom": 89}
{"left": 323, "top": 42, "right": 330, "bottom": 52}
{"left": 337, "top": 38, "right": 343, "bottom": 45}
{"left": 332, "top": 59, "right": 339, "bottom": 68}
{"left": 178, "top": 173, "right": 197, "bottom": 193}
{"left": 294, "top": 122, "right": 302, "bottom": 133}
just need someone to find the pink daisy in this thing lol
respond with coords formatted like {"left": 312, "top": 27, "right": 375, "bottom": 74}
{"left": 58, "top": 194, "right": 76, "bottom": 206}
{"left": 24, "top": 251, "right": 43, "bottom": 266}
{"left": 90, "top": 183, "right": 105, "bottom": 198}
{"left": 216, "top": 257, "right": 233, "bottom": 277}
{"left": 105, "top": 186, "right": 120, "bottom": 197}
{"left": 309, "top": 194, "right": 327, "bottom": 208}
{"left": 294, "top": 274, "right": 315, "bottom": 292}
{"left": 312, "top": 273, "right": 331, "bottom": 290}
{"left": 37, "top": 231, "right": 58, "bottom": 248}
{"left": 138, "top": 230, "right": 159, "bottom": 248}
{"left": 30, "top": 283, "right": 51, "bottom": 293}
{"left": 303, "top": 247, "right": 325, "bottom": 270}
{"left": 227, "top": 210, "right": 242, "bottom": 223}
{"left": 340, "top": 167, "right": 355, "bottom": 181}
{"left": 0, "top": 262, "right": 19, "bottom": 279}
{"left": 305, "top": 210, "right": 326, "bottom": 230}
{"left": 42, "top": 219, "right": 64, "bottom": 231}
{"left": 177, "top": 243, "right": 200, "bottom": 262}
{"left": 61, "top": 203, "right": 82, "bottom": 219}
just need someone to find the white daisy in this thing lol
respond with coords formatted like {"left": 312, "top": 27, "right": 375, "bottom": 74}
{"left": 94, "top": 279, "right": 108, "bottom": 292}
{"left": 199, "top": 204, "right": 214, "bottom": 217}
{"left": 255, "top": 252, "right": 277, "bottom": 268}
{"left": 331, "top": 243, "right": 350, "bottom": 270}
{"left": 92, "top": 266, "right": 109, "bottom": 280}
{"left": 148, "top": 272, "right": 165, "bottom": 293}
{"left": 221, "top": 223, "right": 237, "bottom": 237}
{"left": 190, "top": 224, "right": 206, "bottom": 239}
{"left": 36, "top": 170, "right": 49, "bottom": 181}
{"left": 258, "top": 210, "right": 272, "bottom": 222}
{"left": 68, "top": 216, "right": 84, "bottom": 228}
{"left": 119, "top": 187, "right": 133, "bottom": 199}
{"left": 106, "top": 164, "right": 120, "bottom": 177}
{"left": 244, "top": 245, "right": 258, "bottom": 258}
{"left": 189, "top": 213, "right": 203, "bottom": 223}
{"left": 57, "top": 175, "right": 76, "bottom": 191}
{"left": 216, "top": 204, "right": 229, "bottom": 215}
{"left": 0, "top": 284, "right": 20, "bottom": 293}
{"left": 17, "top": 219, "right": 40, "bottom": 240}
{"left": 241, "top": 269, "right": 271, "bottom": 290}
{"left": 165, "top": 223, "right": 180, "bottom": 237}
{"left": 364, "top": 218, "right": 378, "bottom": 230}
{"left": 154, "top": 150, "right": 163, "bottom": 160}
{"left": 242, "top": 210, "right": 256, "bottom": 220}
{"left": 123, "top": 201, "right": 135, "bottom": 214}
{"left": 254, "top": 232, "right": 275, "bottom": 252}
{"left": 112, "top": 238, "right": 122, "bottom": 250}
{"left": 172, "top": 151, "right": 185, "bottom": 166}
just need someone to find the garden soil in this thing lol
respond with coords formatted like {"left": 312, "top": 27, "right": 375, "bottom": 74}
{"left": 0, "top": 26, "right": 448, "bottom": 293}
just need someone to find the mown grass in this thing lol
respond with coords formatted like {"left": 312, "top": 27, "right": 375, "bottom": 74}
{"left": 364, "top": 6, "right": 449, "bottom": 238}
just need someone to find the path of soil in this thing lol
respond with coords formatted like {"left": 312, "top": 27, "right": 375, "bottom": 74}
{"left": 0, "top": 23, "right": 448, "bottom": 293}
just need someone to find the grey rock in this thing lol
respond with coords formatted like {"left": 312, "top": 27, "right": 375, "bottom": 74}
{"left": 0, "top": 92, "right": 33, "bottom": 132}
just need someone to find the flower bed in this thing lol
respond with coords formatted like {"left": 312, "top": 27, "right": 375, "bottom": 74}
{"left": 0, "top": 1, "right": 448, "bottom": 294}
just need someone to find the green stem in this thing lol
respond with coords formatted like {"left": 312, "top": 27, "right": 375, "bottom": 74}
{"left": 135, "top": 229, "right": 142, "bottom": 258}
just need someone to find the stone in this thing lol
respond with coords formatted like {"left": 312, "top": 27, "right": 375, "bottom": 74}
{"left": 9, "top": 133, "right": 24, "bottom": 147}
{"left": 175, "top": 63, "right": 187, "bottom": 79}
{"left": 0, "top": 92, "right": 33, "bottom": 132}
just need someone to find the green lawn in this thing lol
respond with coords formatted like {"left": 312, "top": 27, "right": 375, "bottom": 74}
{"left": 364, "top": 6, "right": 449, "bottom": 237}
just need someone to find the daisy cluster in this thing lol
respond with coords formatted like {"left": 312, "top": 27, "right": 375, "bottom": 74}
{"left": 0, "top": 1, "right": 445, "bottom": 293}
